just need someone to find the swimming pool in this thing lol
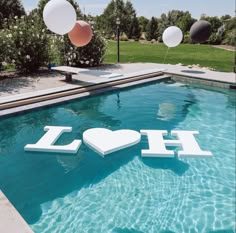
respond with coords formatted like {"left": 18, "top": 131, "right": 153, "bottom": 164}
{"left": 0, "top": 81, "right": 235, "bottom": 233}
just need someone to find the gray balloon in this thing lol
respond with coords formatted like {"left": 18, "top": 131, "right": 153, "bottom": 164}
{"left": 190, "top": 20, "right": 211, "bottom": 43}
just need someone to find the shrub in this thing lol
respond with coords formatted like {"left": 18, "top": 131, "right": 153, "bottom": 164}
{"left": 208, "top": 33, "right": 222, "bottom": 45}
{"left": 120, "top": 32, "right": 128, "bottom": 41}
{"left": 56, "top": 31, "right": 107, "bottom": 67}
{"left": 48, "top": 35, "right": 64, "bottom": 66}
{"left": 140, "top": 32, "right": 146, "bottom": 40}
{"left": 78, "top": 31, "right": 107, "bottom": 67}
{"left": 0, "top": 31, "right": 5, "bottom": 70}
{"left": 151, "top": 39, "right": 156, "bottom": 44}
{"left": 222, "top": 29, "right": 236, "bottom": 46}
{"left": 183, "top": 33, "right": 195, "bottom": 44}
{"left": 2, "top": 14, "right": 49, "bottom": 73}
{"left": 0, "top": 23, "right": 15, "bottom": 71}
{"left": 0, "top": 0, "right": 25, "bottom": 28}
{"left": 157, "top": 36, "right": 162, "bottom": 43}
{"left": 111, "top": 33, "right": 116, "bottom": 40}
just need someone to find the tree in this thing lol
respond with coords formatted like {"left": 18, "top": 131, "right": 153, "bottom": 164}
{"left": 96, "top": 0, "right": 118, "bottom": 37}
{"left": 222, "top": 16, "right": 236, "bottom": 46}
{"left": 97, "top": 0, "right": 137, "bottom": 38}
{"left": 37, "top": 0, "right": 82, "bottom": 18}
{"left": 146, "top": 17, "right": 158, "bottom": 41}
{"left": 220, "top": 14, "right": 232, "bottom": 22}
{"left": 37, "top": 0, "right": 82, "bottom": 29}
{"left": 138, "top": 16, "right": 149, "bottom": 32}
{"left": 158, "top": 13, "right": 169, "bottom": 37}
{"left": 200, "top": 15, "right": 222, "bottom": 33}
{"left": 124, "top": 0, "right": 136, "bottom": 37}
{"left": 158, "top": 10, "right": 196, "bottom": 36}
{"left": 223, "top": 16, "right": 235, "bottom": 31}
{"left": 177, "top": 12, "right": 196, "bottom": 34}
{"left": 0, "top": 0, "right": 25, "bottom": 28}
{"left": 128, "top": 14, "right": 141, "bottom": 40}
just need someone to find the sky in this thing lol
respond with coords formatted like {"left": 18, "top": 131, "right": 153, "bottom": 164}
{"left": 22, "top": 0, "right": 235, "bottom": 19}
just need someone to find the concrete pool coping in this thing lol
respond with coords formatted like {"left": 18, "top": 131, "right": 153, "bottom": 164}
{"left": 0, "top": 63, "right": 235, "bottom": 232}
{"left": 0, "top": 63, "right": 235, "bottom": 118}
{"left": 0, "top": 191, "right": 33, "bottom": 233}
{"left": 0, "top": 68, "right": 165, "bottom": 105}
{"left": 0, "top": 73, "right": 170, "bottom": 118}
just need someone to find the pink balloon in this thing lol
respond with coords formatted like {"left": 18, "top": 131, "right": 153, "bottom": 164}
{"left": 68, "top": 20, "right": 93, "bottom": 47}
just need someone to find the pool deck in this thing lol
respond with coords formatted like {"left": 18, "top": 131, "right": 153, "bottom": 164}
{"left": 0, "top": 191, "right": 33, "bottom": 233}
{"left": 0, "top": 62, "right": 235, "bottom": 232}
{"left": 0, "top": 63, "right": 235, "bottom": 98}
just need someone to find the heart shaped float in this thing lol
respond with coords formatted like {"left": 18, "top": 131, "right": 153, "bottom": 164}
{"left": 83, "top": 128, "right": 141, "bottom": 156}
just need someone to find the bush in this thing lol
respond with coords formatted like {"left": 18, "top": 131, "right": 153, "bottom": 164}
{"left": 56, "top": 31, "right": 107, "bottom": 67}
{"left": 120, "top": 32, "right": 128, "bottom": 41}
{"left": 0, "top": 22, "right": 15, "bottom": 71}
{"left": 140, "top": 32, "right": 146, "bottom": 40}
{"left": 78, "top": 31, "right": 107, "bottom": 67}
{"left": 2, "top": 14, "right": 49, "bottom": 73}
{"left": 0, "top": 0, "right": 25, "bottom": 28}
{"left": 0, "top": 31, "right": 5, "bottom": 70}
{"left": 157, "top": 36, "right": 162, "bottom": 43}
{"left": 222, "top": 29, "right": 236, "bottom": 46}
{"left": 208, "top": 33, "right": 222, "bottom": 45}
{"left": 183, "top": 33, "right": 195, "bottom": 44}
{"left": 48, "top": 35, "right": 64, "bottom": 66}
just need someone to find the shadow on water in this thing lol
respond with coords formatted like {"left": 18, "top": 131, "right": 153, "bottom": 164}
{"left": 111, "top": 228, "right": 235, "bottom": 233}
{"left": 0, "top": 81, "right": 198, "bottom": 224}
{"left": 159, "top": 231, "right": 176, "bottom": 233}
{"left": 113, "top": 228, "right": 145, "bottom": 233}
{"left": 207, "top": 230, "right": 235, "bottom": 233}
{"left": 141, "top": 157, "right": 189, "bottom": 176}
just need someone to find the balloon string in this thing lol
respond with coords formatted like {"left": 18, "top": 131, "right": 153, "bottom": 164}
{"left": 163, "top": 47, "right": 170, "bottom": 64}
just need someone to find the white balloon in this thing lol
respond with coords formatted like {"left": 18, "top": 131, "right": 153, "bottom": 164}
{"left": 43, "top": 0, "right": 76, "bottom": 35}
{"left": 162, "top": 26, "right": 183, "bottom": 47}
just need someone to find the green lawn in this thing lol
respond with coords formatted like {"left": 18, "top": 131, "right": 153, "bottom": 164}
{"left": 104, "top": 41, "right": 235, "bottom": 72}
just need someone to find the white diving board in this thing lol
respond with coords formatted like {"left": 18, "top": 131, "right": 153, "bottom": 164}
{"left": 51, "top": 66, "right": 89, "bottom": 82}
{"left": 51, "top": 66, "right": 89, "bottom": 74}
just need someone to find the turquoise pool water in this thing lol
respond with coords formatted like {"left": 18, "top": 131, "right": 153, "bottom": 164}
{"left": 0, "top": 81, "right": 235, "bottom": 233}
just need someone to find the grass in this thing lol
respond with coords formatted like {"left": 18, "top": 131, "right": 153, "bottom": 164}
{"left": 104, "top": 41, "right": 235, "bottom": 72}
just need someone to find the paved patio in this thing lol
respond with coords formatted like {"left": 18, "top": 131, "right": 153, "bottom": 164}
{"left": 0, "top": 63, "right": 235, "bottom": 99}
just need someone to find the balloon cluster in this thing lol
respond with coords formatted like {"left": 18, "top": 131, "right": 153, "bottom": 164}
{"left": 162, "top": 21, "right": 211, "bottom": 48}
{"left": 43, "top": 0, "right": 92, "bottom": 47}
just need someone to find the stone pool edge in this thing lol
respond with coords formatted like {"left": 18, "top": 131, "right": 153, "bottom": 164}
{"left": 0, "top": 71, "right": 169, "bottom": 118}
{"left": 0, "top": 190, "right": 34, "bottom": 233}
